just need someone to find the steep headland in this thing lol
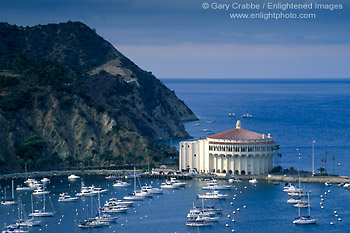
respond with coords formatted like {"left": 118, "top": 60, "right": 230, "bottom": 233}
{"left": 0, "top": 21, "right": 197, "bottom": 171}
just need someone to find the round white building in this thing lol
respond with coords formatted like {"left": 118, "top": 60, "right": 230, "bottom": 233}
{"left": 179, "top": 120, "right": 276, "bottom": 175}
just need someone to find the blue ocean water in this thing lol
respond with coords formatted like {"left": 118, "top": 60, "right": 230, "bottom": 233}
{"left": 1, "top": 176, "right": 350, "bottom": 232}
{"left": 1, "top": 79, "right": 350, "bottom": 232}
{"left": 162, "top": 79, "right": 350, "bottom": 176}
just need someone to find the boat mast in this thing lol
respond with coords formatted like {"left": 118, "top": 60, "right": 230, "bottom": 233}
{"left": 11, "top": 180, "right": 14, "bottom": 200}
{"left": 43, "top": 192, "right": 46, "bottom": 212}
{"left": 31, "top": 194, "right": 34, "bottom": 217}
{"left": 134, "top": 167, "right": 136, "bottom": 192}
{"left": 308, "top": 192, "right": 310, "bottom": 216}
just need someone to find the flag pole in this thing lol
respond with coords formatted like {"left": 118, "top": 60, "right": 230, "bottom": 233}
{"left": 312, "top": 140, "right": 315, "bottom": 176}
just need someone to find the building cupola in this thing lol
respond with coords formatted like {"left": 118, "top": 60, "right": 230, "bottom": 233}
{"left": 236, "top": 120, "right": 242, "bottom": 129}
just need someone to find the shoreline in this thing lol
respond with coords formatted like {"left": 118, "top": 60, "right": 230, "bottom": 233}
{"left": 1, "top": 169, "right": 348, "bottom": 184}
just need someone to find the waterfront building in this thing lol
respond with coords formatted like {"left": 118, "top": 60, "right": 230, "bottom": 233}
{"left": 179, "top": 120, "right": 276, "bottom": 175}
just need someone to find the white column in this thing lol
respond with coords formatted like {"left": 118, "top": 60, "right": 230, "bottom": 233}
{"left": 214, "top": 155, "right": 217, "bottom": 173}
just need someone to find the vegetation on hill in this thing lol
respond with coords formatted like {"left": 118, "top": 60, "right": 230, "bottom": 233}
{"left": 0, "top": 21, "right": 197, "bottom": 172}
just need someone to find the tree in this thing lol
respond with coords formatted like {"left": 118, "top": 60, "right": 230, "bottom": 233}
{"left": 115, "top": 154, "right": 124, "bottom": 165}
{"left": 135, "top": 155, "right": 144, "bottom": 165}
{"left": 317, "top": 167, "right": 326, "bottom": 175}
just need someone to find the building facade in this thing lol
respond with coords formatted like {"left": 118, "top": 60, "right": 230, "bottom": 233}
{"left": 179, "top": 120, "right": 276, "bottom": 175}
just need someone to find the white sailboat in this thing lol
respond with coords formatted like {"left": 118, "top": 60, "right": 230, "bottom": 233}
{"left": 1, "top": 180, "right": 17, "bottom": 205}
{"left": 78, "top": 192, "right": 110, "bottom": 228}
{"left": 293, "top": 192, "right": 318, "bottom": 224}
{"left": 16, "top": 199, "right": 41, "bottom": 227}
{"left": 29, "top": 193, "right": 55, "bottom": 217}
{"left": 123, "top": 168, "right": 149, "bottom": 200}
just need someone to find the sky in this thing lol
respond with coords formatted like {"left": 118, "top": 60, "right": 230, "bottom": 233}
{"left": 0, "top": 0, "right": 349, "bottom": 79}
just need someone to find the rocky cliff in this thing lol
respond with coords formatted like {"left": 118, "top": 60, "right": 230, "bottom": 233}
{"left": 0, "top": 21, "right": 197, "bottom": 169}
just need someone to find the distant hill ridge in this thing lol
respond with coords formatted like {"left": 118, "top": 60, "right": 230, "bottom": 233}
{"left": 0, "top": 21, "right": 197, "bottom": 170}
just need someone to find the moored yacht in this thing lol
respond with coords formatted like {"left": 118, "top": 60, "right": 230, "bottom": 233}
{"left": 197, "top": 190, "right": 227, "bottom": 199}
{"left": 249, "top": 178, "right": 258, "bottom": 184}
{"left": 112, "top": 180, "right": 130, "bottom": 187}
{"left": 160, "top": 180, "right": 179, "bottom": 189}
{"left": 170, "top": 177, "right": 186, "bottom": 187}
{"left": 58, "top": 193, "right": 79, "bottom": 202}
{"left": 141, "top": 184, "right": 163, "bottom": 194}
{"left": 78, "top": 219, "right": 109, "bottom": 228}
{"left": 68, "top": 174, "right": 80, "bottom": 180}
{"left": 32, "top": 186, "right": 50, "bottom": 195}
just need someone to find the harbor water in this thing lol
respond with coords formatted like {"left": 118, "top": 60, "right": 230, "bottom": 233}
{"left": 1, "top": 79, "right": 350, "bottom": 232}
{"left": 0, "top": 176, "right": 350, "bottom": 232}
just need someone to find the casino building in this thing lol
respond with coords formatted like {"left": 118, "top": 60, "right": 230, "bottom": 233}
{"left": 179, "top": 120, "right": 276, "bottom": 175}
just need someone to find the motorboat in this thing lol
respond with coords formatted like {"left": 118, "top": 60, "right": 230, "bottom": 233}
{"left": 186, "top": 217, "right": 213, "bottom": 227}
{"left": 94, "top": 213, "right": 118, "bottom": 223}
{"left": 123, "top": 195, "right": 144, "bottom": 201}
{"left": 160, "top": 180, "right": 179, "bottom": 189}
{"left": 112, "top": 180, "right": 131, "bottom": 187}
{"left": 58, "top": 193, "right": 79, "bottom": 202}
{"left": 32, "top": 187, "right": 50, "bottom": 195}
{"left": 343, "top": 183, "right": 350, "bottom": 189}
{"left": 78, "top": 219, "right": 109, "bottom": 228}
{"left": 40, "top": 177, "right": 50, "bottom": 183}
{"left": 284, "top": 184, "right": 302, "bottom": 193}
{"left": 102, "top": 205, "right": 128, "bottom": 213}
{"left": 242, "top": 114, "right": 253, "bottom": 118}
{"left": 228, "top": 113, "right": 236, "bottom": 117}
{"left": 89, "top": 185, "right": 108, "bottom": 194}
{"left": 105, "top": 198, "right": 134, "bottom": 207}
{"left": 202, "top": 180, "right": 232, "bottom": 190}
{"left": 76, "top": 186, "right": 96, "bottom": 197}
{"left": 68, "top": 174, "right": 80, "bottom": 180}
{"left": 141, "top": 184, "right": 163, "bottom": 194}
{"left": 228, "top": 177, "right": 242, "bottom": 183}
{"left": 249, "top": 178, "right": 258, "bottom": 184}
{"left": 16, "top": 186, "right": 34, "bottom": 191}
{"left": 325, "top": 182, "right": 332, "bottom": 186}
{"left": 105, "top": 175, "right": 117, "bottom": 179}
{"left": 170, "top": 177, "right": 186, "bottom": 187}
{"left": 288, "top": 191, "right": 307, "bottom": 197}
{"left": 24, "top": 178, "right": 40, "bottom": 188}
{"left": 197, "top": 190, "right": 227, "bottom": 199}
{"left": 287, "top": 198, "right": 307, "bottom": 204}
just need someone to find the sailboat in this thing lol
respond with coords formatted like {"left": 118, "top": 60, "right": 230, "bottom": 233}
{"left": 123, "top": 168, "right": 149, "bottom": 200}
{"left": 29, "top": 193, "right": 55, "bottom": 217}
{"left": 78, "top": 192, "right": 110, "bottom": 228}
{"left": 1, "top": 180, "right": 17, "bottom": 205}
{"left": 16, "top": 198, "right": 41, "bottom": 227}
{"left": 293, "top": 191, "right": 318, "bottom": 224}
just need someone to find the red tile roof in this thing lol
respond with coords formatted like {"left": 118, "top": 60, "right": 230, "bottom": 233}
{"left": 207, "top": 128, "right": 265, "bottom": 140}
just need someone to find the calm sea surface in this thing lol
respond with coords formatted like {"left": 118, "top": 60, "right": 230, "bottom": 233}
{"left": 163, "top": 79, "right": 350, "bottom": 176}
{"left": 1, "top": 79, "right": 350, "bottom": 232}
{"left": 1, "top": 176, "right": 350, "bottom": 232}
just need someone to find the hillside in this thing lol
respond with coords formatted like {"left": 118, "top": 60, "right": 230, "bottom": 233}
{"left": 0, "top": 21, "right": 197, "bottom": 171}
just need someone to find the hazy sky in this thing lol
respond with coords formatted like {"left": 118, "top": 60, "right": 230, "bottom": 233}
{"left": 1, "top": 0, "right": 349, "bottom": 79}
